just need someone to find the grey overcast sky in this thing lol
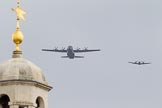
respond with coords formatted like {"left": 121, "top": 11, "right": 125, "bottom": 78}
{"left": 1, "top": 0, "right": 162, "bottom": 108}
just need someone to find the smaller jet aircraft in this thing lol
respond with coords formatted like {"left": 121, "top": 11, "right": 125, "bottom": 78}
{"left": 128, "top": 61, "right": 151, "bottom": 65}
{"left": 42, "top": 46, "right": 100, "bottom": 59}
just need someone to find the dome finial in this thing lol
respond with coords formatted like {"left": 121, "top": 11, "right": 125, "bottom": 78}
{"left": 12, "top": 0, "right": 26, "bottom": 51}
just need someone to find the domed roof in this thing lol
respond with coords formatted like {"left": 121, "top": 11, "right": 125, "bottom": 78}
{"left": 0, "top": 51, "right": 48, "bottom": 85}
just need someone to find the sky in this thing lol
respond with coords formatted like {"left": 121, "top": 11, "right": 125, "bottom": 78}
{"left": 1, "top": 0, "right": 162, "bottom": 108}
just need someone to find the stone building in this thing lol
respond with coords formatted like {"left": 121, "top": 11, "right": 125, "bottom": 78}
{"left": 0, "top": 1, "right": 52, "bottom": 108}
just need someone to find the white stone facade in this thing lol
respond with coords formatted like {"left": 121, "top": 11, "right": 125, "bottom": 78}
{"left": 0, "top": 52, "right": 52, "bottom": 108}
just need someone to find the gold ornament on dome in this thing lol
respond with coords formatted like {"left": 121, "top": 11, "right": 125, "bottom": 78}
{"left": 12, "top": 0, "right": 26, "bottom": 51}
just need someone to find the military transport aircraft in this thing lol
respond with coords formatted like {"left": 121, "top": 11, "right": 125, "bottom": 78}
{"left": 128, "top": 61, "right": 151, "bottom": 65}
{"left": 42, "top": 46, "right": 100, "bottom": 59}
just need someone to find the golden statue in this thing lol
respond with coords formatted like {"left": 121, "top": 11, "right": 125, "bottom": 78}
{"left": 12, "top": 7, "right": 26, "bottom": 21}
{"left": 12, "top": 0, "right": 26, "bottom": 51}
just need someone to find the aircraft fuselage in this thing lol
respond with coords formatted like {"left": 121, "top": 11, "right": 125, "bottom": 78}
{"left": 67, "top": 46, "right": 75, "bottom": 59}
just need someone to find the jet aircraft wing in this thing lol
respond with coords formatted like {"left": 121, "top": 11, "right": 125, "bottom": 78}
{"left": 73, "top": 49, "right": 100, "bottom": 53}
{"left": 42, "top": 49, "right": 67, "bottom": 53}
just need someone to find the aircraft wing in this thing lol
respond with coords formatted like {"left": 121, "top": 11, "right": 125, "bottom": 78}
{"left": 42, "top": 49, "right": 67, "bottom": 53}
{"left": 143, "top": 63, "right": 151, "bottom": 64}
{"left": 73, "top": 49, "right": 100, "bottom": 53}
{"left": 128, "top": 62, "right": 136, "bottom": 64}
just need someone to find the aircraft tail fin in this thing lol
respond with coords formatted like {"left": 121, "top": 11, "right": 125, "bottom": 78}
{"left": 61, "top": 56, "right": 84, "bottom": 59}
{"left": 74, "top": 56, "right": 84, "bottom": 58}
{"left": 61, "top": 56, "right": 69, "bottom": 58}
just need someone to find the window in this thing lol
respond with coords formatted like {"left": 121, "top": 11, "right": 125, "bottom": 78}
{"left": 36, "top": 97, "right": 44, "bottom": 108}
{"left": 0, "top": 95, "right": 10, "bottom": 108}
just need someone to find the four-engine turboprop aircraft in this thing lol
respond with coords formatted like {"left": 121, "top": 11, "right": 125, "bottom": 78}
{"left": 42, "top": 46, "right": 100, "bottom": 59}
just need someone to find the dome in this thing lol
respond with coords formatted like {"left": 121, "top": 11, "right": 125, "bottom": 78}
{"left": 0, "top": 52, "right": 48, "bottom": 85}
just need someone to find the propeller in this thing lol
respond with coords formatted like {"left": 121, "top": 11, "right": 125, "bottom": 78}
{"left": 76, "top": 47, "right": 80, "bottom": 50}
{"left": 62, "top": 47, "right": 66, "bottom": 50}
{"left": 54, "top": 47, "right": 58, "bottom": 50}
{"left": 84, "top": 47, "right": 88, "bottom": 50}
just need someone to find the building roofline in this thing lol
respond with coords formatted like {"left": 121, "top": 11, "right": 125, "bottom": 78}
{"left": 0, "top": 79, "right": 53, "bottom": 91}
